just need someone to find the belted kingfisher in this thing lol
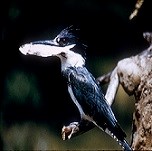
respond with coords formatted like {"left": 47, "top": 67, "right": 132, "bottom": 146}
{"left": 19, "top": 26, "right": 132, "bottom": 150}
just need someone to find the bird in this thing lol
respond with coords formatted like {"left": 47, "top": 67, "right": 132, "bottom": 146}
{"left": 19, "top": 26, "right": 132, "bottom": 151}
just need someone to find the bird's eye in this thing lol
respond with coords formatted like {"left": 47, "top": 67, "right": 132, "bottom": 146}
{"left": 56, "top": 37, "right": 60, "bottom": 43}
{"left": 56, "top": 37, "right": 68, "bottom": 46}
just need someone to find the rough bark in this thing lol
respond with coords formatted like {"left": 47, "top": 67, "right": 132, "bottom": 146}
{"left": 111, "top": 32, "right": 152, "bottom": 150}
{"left": 130, "top": 49, "right": 152, "bottom": 150}
{"left": 62, "top": 32, "right": 152, "bottom": 150}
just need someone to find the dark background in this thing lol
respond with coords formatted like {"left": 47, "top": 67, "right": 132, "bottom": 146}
{"left": 1, "top": 0, "right": 152, "bottom": 150}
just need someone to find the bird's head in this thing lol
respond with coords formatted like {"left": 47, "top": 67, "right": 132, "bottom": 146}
{"left": 19, "top": 26, "right": 87, "bottom": 69}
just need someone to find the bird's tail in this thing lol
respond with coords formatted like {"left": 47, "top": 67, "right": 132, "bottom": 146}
{"left": 104, "top": 128, "right": 132, "bottom": 151}
{"left": 118, "top": 139, "right": 132, "bottom": 151}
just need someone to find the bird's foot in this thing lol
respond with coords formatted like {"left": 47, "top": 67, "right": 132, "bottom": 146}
{"left": 61, "top": 122, "right": 79, "bottom": 140}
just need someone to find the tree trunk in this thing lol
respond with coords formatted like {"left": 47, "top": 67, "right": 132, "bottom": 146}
{"left": 99, "top": 32, "right": 152, "bottom": 150}
{"left": 131, "top": 62, "right": 152, "bottom": 150}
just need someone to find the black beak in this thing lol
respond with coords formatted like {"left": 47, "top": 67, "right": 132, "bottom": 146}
{"left": 31, "top": 40, "right": 58, "bottom": 46}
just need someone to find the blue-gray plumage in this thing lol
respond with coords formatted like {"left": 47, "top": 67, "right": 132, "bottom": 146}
{"left": 19, "top": 26, "right": 132, "bottom": 150}
{"left": 64, "top": 66, "right": 126, "bottom": 140}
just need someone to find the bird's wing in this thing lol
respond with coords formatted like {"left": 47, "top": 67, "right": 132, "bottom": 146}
{"left": 68, "top": 67, "right": 126, "bottom": 140}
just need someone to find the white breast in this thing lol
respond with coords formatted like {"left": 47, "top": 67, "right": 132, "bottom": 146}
{"left": 60, "top": 50, "right": 85, "bottom": 71}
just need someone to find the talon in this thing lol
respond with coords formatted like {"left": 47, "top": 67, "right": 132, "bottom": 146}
{"left": 61, "top": 125, "right": 73, "bottom": 140}
{"left": 61, "top": 123, "right": 79, "bottom": 140}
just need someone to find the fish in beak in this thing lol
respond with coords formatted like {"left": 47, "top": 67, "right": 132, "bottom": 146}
{"left": 19, "top": 40, "right": 75, "bottom": 57}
